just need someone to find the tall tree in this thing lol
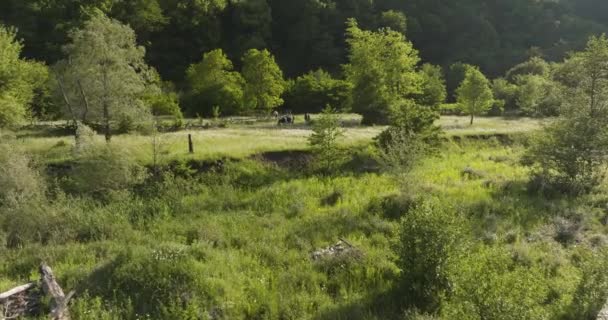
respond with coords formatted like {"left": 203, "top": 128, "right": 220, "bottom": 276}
{"left": 185, "top": 49, "right": 245, "bottom": 116}
{"left": 55, "top": 12, "right": 158, "bottom": 141}
{"left": 241, "top": 48, "right": 286, "bottom": 114}
{"left": 526, "top": 35, "right": 608, "bottom": 194}
{"left": 456, "top": 66, "right": 494, "bottom": 125}
{"left": 0, "top": 25, "right": 48, "bottom": 127}
{"left": 344, "top": 18, "right": 422, "bottom": 125}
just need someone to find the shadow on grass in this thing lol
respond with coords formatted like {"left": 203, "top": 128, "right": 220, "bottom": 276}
{"left": 314, "top": 288, "right": 404, "bottom": 320}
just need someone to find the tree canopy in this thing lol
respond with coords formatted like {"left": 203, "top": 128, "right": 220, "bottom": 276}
{"left": 0, "top": 26, "right": 47, "bottom": 127}
{"left": 54, "top": 12, "right": 158, "bottom": 140}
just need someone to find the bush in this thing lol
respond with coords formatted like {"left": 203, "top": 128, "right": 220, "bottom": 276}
{"left": 64, "top": 145, "right": 147, "bottom": 198}
{"left": 1, "top": 196, "right": 132, "bottom": 248}
{"left": 442, "top": 245, "right": 551, "bottom": 320}
{"left": 396, "top": 200, "right": 465, "bottom": 312}
{"left": 0, "top": 140, "right": 46, "bottom": 207}
{"left": 308, "top": 107, "right": 345, "bottom": 173}
{"left": 566, "top": 248, "right": 608, "bottom": 320}
{"left": 376, "top": 127, "right": 428, "bottom": 179}
{"left": 87, "top": 244, "right": 210, "bottom": 318}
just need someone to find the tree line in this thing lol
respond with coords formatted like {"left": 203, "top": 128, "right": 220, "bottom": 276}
{"left": 4, "top": 7, "right": 601, "bottom": 128}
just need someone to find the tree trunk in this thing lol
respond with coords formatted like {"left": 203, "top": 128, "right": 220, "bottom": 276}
{"left": 102, "top": 65, "right": 111, "bottom": 143}
{"left": 470, "top": 114, "right": 474, "bottom": 125}
{"left": 103, "top": 102, "right": 111, "bottom": 143}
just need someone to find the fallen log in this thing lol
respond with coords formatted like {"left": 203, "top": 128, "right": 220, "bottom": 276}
{"left": 0, "top": 263, "right": 73, "bottom": 320}
{"left": 0, "top": 283, "right": 35, "bottom": 301}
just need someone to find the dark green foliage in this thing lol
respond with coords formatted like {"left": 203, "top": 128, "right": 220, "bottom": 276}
{"left": 2, "top": 0, "right": 608, "bottom": 85}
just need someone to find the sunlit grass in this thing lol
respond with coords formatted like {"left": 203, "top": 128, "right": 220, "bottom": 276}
{"left": 15, "top": 115, "right": 546, "bottom": 165}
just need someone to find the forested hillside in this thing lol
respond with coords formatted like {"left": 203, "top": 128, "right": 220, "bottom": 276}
{"left": 1, "top": 0, "right": 607, "bottom": 81}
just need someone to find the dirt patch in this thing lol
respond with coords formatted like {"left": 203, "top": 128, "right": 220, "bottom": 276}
{"left": 253, "top": 150, "right": 314, "bottom": 169}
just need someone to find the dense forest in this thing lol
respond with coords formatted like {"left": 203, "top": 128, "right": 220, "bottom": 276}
{"left": 2, "top": 0, "right": 608, "bottom": 79}
{"left": 1, "top": 0, "right": 608, "bottom": 78}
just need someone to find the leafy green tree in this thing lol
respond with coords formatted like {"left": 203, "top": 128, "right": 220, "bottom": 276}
{"left": 55, "top": 12, "right": 158, "bottom": 141}
{"left": 514, "top": 74, "right": 562, "bottom": 117}
{"left": 525, "top": 35, "right": 608, "bottom": 195}
{"left": 416, "top": 64, "right": 447, "bottom": 109}
{"left": 308, "top": 106, "right": 345, "bottom": 172}
{"left": 186, "top": 49, "right": 245, "bottom": 116}
{"left": 491, "top": 78, "right": 518, "bottom": 114}
{"left": 242, "top": 48, "right": 286, "bottom": 114}
{"left": 344, "top": 19, "right": 422, "bottom": 125}
{"left": 0, "top": 25, "right": 48, "bottom": 127}
{"left": 283, "top": 69, "right": 352, "bottom": 113}
{"left": 456, "top": 66, "right": 494, "bottom": 125}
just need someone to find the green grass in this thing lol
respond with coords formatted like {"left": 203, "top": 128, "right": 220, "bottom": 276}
{"left": 2, "top": 134, "right": 606, "bottom": 319}
{"left": 14, "top": 115, "right": 545, "bottom": 165}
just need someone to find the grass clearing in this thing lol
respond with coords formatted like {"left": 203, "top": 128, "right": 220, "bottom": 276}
{"left": 13, "top": 115, "right": 546, "bottom": 165}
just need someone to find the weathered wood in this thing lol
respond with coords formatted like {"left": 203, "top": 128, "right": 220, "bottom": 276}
{"left": 39, "top": 263, "right": 72, "bottom": 320}
{"left": 598, "top": 299, "right": 608, "bottom": 320}
{"left": 188, "top": 134, "right": 194, "bottom": 154}
{"left": 0, "top": 283, "right": 35, "bottom": 301}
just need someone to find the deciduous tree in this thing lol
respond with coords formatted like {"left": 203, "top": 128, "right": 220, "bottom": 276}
{"left": 525, "top": 35, "right": 608, "bottom": 194}
{"left": 55, "top": 12, "right": 158, "bottom": 141}
{"left": 344, "top": 19, "right": 422, "bottom": 125}
{"left": 242, "top": 48, "right": 286, "bottom": 114}
{"left": 0, "top": 25, "right": 48, "bottom": 127}
{"left": 186, "top": 49, "right": 245, "bottom": 116}
{"left": 456, "top": 65, "right": 494, "bottom": 125}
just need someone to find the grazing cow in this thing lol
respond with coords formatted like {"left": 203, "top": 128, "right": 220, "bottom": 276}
{"left": 277, "top": 115, "right": 294, "bottom": 125}
{"left": 272, "top": 110, "right": 279, "bottom": 119}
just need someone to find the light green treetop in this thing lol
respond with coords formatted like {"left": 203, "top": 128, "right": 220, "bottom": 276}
{"left": 0, "top": 25, "right": 48, "bottom": 128}
{"left": 456, "top": 65, "right": 493, "bottom": 125}
{"left": 242, "top": 48, "right": 286, "bottom": 114}
{"left": 344, "top": 18, "right": 422, "bottom": 125}
{"left": 186, "top": 48, "right": 245, "bottom": 115}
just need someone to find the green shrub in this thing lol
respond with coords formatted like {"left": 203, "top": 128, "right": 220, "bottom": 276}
{"left": 64, "top": 145, "right": 147, "bottom": 198}
{"left": 88, "top": 244, "right": 210, "bottom": 318}
{"left": 396, "top": 200, "right": 465, "bottom": 312}
{"left": 442, "top": 245, "right": 551, "bottom": 320}
{"left": 0, "top": 140, "right": 46, "bottom": 207}
{"left": 566, "top": 248, "right": 608, "bottom": 320}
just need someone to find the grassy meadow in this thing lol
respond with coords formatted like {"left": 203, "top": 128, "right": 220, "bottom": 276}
{"left": 15, "top": 115, "right": 543, "bottom": 164}
{"left": 1, "top": 115, "right": 607, "bottom": 319}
